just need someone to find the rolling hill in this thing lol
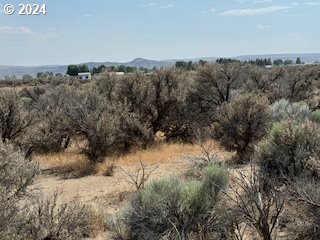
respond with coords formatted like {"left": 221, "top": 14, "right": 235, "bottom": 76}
{"left": 1, "top": 53, "right": 319, "bottom": 78}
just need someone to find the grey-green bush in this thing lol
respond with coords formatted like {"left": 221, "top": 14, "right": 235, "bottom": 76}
{"left": 255, "top": 120, "right": 320, "bottom": 183}
{"left": 0, "top": 90, "right": 34, "bottom": 143}
{"left": 117, "top": 165, "right": 228, "bottom": 240}
{"left": 270, "top": 99, "right": 312, "bottom": 123}
{"left": 311, "top": 109, "right": 320, "bottom": 123}
{"left": 0, "top": 141, "right": 39, "bottom": 238}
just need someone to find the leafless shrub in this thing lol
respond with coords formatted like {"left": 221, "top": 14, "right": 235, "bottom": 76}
{"left": 244, "top": 65, "right": 318, "bottom": 103}
{"left": 21, "top": 191, "right": 99, "bottom": 240}
{"left": 195, "top": 62, "right": 243, "bottom": 105}
{"left": 120, "top": 161, "right": 158, "bottom": 190}
{"left": 64, "top": 92, "right": 118, "bottom": 162}
{"left": 184, "top": 129, "right": 223, "bottom": 179}
{"left": 243, "top": 66, "right": 284, "bottom": 102}
{"left": 224, "top": 166, "right": 286, "bottom": 240}
{"left": 281, "top": 66, "right": 317, "bottom": 102}
{"left": 193, "top": 129, "right": 217, "bottom": 162}
{"left": 116, "top": 73, "right": 154, "bottom": 116}
{"left": 282, "top": 178, "right": 320, "bottom": 240}
{"left": 0, "top": 140, "right": 102, "bottom": 239}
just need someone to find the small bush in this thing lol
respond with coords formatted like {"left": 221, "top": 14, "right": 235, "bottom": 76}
{"left": 288, "top": 179, "right": 320, "bottom": 240}
{"left": 65, "top": 91, "right": 152, "bottom": 163}
{"left": 24, "top": 86, "right": 73, "bottom": 154}
{"left": 214, "top": 94, "right": 270, "bottom": 163}
{"left": 21, "top": 192, "right": 99, "bottom": 240}
{"left": 255, "top": 120, "right": 320, "bottom": 183}
{"left": 311, "top": 109, "right": 320, "bottom": 123}
{"left": 226, "top": 166, "right": 286, "bottom": 240}
{"left": 0, "top": 141, "right": 39, "bottom": 238}
{"left": 0, "top": 90, "right": 34, "bottom": 143}
{"left": 0, "top": 141, "right": 101, "bottom": 240}
{"left": 117, "top": 165, "right": 228, "bottom": 240}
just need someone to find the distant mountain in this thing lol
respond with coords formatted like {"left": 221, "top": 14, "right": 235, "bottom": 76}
{"left": 1, "top": 53, "right": 319, "bottom": 78}
{"left": 85, "top": 58, "right": 172, "bottom": 70}
{"left": 163, "top": 57, "right": 219, "bottom": 63}
{"left": 0, "top": 65, "right": 67, "bottom": 78}
{"left": 0, "top": 58, "right": 172, "bottom": 78}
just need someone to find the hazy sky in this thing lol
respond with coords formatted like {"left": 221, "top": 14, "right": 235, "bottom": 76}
{"left": 0, "top": 0, "right": 319, "bottom": 65}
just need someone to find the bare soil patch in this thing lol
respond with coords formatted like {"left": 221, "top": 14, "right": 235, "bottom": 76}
{"left": 34, "top": 141, "right": 232, "bottom": 239}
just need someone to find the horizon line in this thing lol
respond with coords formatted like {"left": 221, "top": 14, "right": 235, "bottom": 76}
{"left": 1, "top": 52, "right": 319, "bottom": 68}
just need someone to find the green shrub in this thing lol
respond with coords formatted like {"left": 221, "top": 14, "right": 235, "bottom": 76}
{"left": 119, "top": 165, "right": 228, "bottom": 240}
{"left": 312, "top": 109, "right": 320, "bottom": 123}
{"left": 255, "top": 120, "right": 320, "bottom": 183}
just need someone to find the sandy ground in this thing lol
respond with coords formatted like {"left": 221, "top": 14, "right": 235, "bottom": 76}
{"left": 36, "top": 157, "right": 191, "bottom": 213}
{"left": 34, "top": 141, "right": 232, "bottom": 239}
{"left": 36, "top": 160, "right": 191, "bottom": 239}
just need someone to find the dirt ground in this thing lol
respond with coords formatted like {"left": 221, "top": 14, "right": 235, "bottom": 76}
{"left": 34, "top": 141, "right": 232, "bottom": 239}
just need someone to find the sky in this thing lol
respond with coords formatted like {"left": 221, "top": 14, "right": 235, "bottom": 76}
{"left": 0, "top": 0, "right": 319, "bottom": 66}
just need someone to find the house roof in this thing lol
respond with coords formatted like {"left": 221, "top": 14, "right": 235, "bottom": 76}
{"left": 78, "top": 72, "right": 91, "bottom": 76}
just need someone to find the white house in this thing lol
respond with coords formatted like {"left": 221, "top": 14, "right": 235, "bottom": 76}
{"left": 78, "top": 72, "right": 91, "bottom": 80}
{"left": 115, "top": 72, "right": 125, "bottom": 76}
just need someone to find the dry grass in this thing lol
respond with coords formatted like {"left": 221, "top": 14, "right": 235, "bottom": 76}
{"left": 113, "top": 141, "right": 228, "bottom": 165}
{"left": 33, "top": 140, "right": 234, "bottom": 240}
{"left": 88, "top": 206, "right": 109, "bottom": 237}
{"left": 34, "top": 152, "right": 96, "bottom": 178}
{"left": 35, "top": 140, "right": 232, "bottom": 178}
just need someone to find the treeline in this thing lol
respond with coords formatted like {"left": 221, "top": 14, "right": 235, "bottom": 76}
{"left": 91, "top": 65, "right": 150, "bottom": 75}
{"left": 0, "top": 57, "right": 309, "bottom": 82}
{"left": 175, "top": 57, "right": 305, "bottom": 70}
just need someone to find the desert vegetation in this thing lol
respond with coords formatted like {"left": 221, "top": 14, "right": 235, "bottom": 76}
{"left": 1, "top": 62, "right": 320, "bottom": 239}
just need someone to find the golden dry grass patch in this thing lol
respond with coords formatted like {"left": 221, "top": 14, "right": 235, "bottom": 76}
{"left": 113, "top": 141, "right": 226, "bottom": 165}
{"left": 35, "top": 152, "right": 96, "bottom": 177}
{"left": 97, "top": 140, "right": 232, "bottom": 176}
{"left": 35, "top": 140, "right": 232, "bottom": 177}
